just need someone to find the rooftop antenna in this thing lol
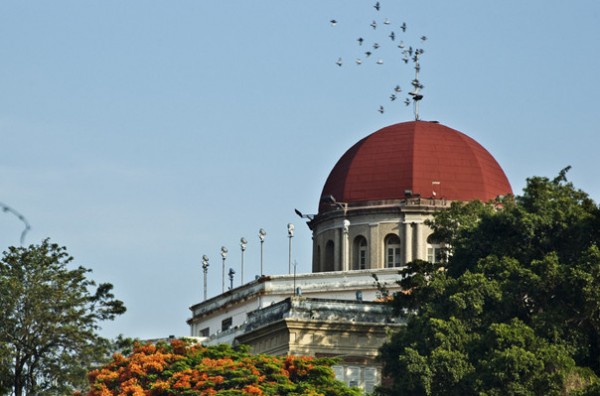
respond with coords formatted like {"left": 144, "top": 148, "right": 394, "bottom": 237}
{"left": 0, "top": 202, "right": 31, "bottom": 245}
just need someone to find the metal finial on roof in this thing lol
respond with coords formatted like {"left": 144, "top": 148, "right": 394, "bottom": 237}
{"left": 408, "top": 55, "right": 424, "bottom": 120}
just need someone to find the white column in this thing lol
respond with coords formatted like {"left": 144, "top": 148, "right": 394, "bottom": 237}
{"left": 403, "top": 222, "right": 413, "bottom": 264}
{"left": 341, "top": 219, "right": 350, "bottom": 271}
{"left": 369, "top": 223, "right": 379, "bottom": 269}
{"left": 414, "top": 222, "right": 424, "bottom": 261}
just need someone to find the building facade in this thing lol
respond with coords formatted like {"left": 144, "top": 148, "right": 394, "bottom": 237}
{"left": 187, "top": 120, "right": 512, "bottom": 393}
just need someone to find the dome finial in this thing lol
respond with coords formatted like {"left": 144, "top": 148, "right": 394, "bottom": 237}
{"left": 408, "top": 48, "right": 425, "bottom": 121}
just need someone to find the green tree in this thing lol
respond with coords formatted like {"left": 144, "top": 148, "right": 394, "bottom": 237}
{"left": 378, "top": 169, "right": 600, "bottom": 395}
{"left": 0, "top": 239, "right": 126, "bottom": 396}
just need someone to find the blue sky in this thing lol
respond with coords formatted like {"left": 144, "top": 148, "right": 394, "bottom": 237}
{"left": 1, "top": 1, "right": 599, "bottom": 340}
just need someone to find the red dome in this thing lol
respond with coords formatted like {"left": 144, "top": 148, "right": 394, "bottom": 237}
{"left": 320, "top": 121, "right": 512, "bottom": 212}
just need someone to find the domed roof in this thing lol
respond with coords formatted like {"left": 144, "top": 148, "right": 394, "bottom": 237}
{"left": 320, "top": 121, "right": 512, "bottom": 212}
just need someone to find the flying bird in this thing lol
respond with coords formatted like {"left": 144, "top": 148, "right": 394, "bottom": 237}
{"left": 357, "top": 37, "right": 364, "bottom": 45}
{"left": 370, "top": 20, "right": 377, "bottom": 29}
{"left": 336, "top": 57, "right": 343, "bottom": 66}
{"left": 355, "top": 58, "right": 363, "bottom": 65}
{"left": 389, "top": 32, "right": 395, "bottom": 41}
{"left": 373, "top": 43, "right": 380, "bottom": 49}
{"left": 376, "top": 59, "right": 384, "bottom": 64}
{"left": 330, "top": 19, "right": 337, "bottom": 26}
{"left": 390, "top": 94, "right": 397, "bottom": 101}
{"left": 398, "top": 41, "right": 405, "bottom": 49}
{"left": 365, "top": 51, "right": 372, "bottom": 57}
{"left": 421, "top": 36, "right": 428, "bottom": 41}
{"left": 400, "top": 22, "right": 407, "bottom": 32}
{"left": 404, "top": 98, "right": 411, "bottom": 106}
{"left": 394, "top": 85, "right": 402, "bottom": 92}
{"left": 383, "top": 18, "right": 391, "bottom": 25}
{"left": 378, "top": 105, "right": 385, "bottom": 114}
{"left": 374, "top": 2, "right": 380, "bottom": 11}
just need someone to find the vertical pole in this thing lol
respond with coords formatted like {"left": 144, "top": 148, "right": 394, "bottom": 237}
{"left": 220, "top": 246, "right": 228, "bottom": 293}
{"left": 203, "top": 268, "right": 207, "bottom": 300}
{"left": 201, "top": 255, "right": 209, "bottom": 301}
{"left": 287, "top": 223, "right": 294, "bottom": 274}
{"left": 258, "top": 229, "right": 266, "bottom": 276}
{"left": 240, "top": 237, "right": 247, "bottom": 285}
{"left": 289, "top": 237, "right": 292, "bottom": 274}
{"left": 222, "top": 257, "right": 225, "bottom": 293}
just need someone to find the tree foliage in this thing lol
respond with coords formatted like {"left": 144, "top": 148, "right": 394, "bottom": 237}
{"left": 378, "top": 169, "right": 600, "bottom": 395}
{"left": 87, "top": 340, "right": 362, "bottom": 396}
{"left": 0, "top": 239, "right": 126, "bottom": 396}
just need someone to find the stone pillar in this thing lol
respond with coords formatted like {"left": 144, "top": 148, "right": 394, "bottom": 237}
{"left": 341, "top": 219, "right": 350, "bottom": 271}
{"left": 403, "top": 222, "right": 413, "bottom": 264}
{"left": 414, "top": 222, "right": 424, "bottom": 261}
{"left": 369, "top": 223, "right": 379, "bottom": 269}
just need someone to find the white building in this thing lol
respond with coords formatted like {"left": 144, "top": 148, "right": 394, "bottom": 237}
{"left": 188, "top": 120, "right": 512, "bottom": 392}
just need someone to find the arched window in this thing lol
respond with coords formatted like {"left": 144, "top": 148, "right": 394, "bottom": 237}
{"left": 353, "top": 236, "right": 368, "bottom": 270}
{"left": 385, "top": 234, "right": 402, "bottom": 268}
{"left": 427, "top": 235, "right": 443, "bottom": 263}
{"left": 324, "top": 240, "right": 335, "bottom": 272}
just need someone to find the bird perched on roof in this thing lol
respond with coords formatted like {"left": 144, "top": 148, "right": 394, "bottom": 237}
{"left": 330, "top": 19, "right": 337, "bottom": 26}
{"left": 400, "top": 22, "right": 407, "bottom": 32}
{"left": 374, "top": 2, "right": 380, "bottom": 11}
{"left": 336, "top": 57, "right": 343, "bottom": 67}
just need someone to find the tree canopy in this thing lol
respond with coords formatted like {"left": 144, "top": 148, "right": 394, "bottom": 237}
{"left": 87, "top": 340, "right": 362, "bottom": 396}
{"left": 378, "top": 169, "right": 600, "bottom": 395}
{"left": 0, "top": 239, "right": 126, "bottom": 396}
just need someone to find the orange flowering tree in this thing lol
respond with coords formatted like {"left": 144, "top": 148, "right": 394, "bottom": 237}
{"left": 87, "top": 340, "right": 362, "bottom": 396}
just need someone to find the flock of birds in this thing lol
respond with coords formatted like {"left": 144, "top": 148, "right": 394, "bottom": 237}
{"left": 330, "top": 1, "right": 427, "bottom": 118}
